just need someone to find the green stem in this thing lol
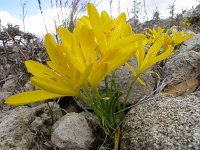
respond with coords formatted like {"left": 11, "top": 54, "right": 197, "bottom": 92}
{"left": 105, "top": 76, "right": 109, "bottom": 97}
{"left": 110, "top": 73, "right": 117, "bottom": 95}
{"left": 79, "top": 91, "right": 93, "bottom": 106}
{"left": 114, "top": 127, "right": 121, "bottom": 150}
{"left": 123, "top": 74, "right": 140, "bottom": 109}
{"left": 83, "top": 83, "right": 91, "bottom": 98}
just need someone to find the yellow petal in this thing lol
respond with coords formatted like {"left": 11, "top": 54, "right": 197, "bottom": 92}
{"left": 76, "top": 64, "right": 93, "bottom": 88}
{"left": 89, "top": 63, "right": 109, "bottom": 88}
{"left": 174, "top": 33, "right": 193, "bottom": 46}
{"left": 109, "top": 34, "right": 144, "bottom": 50}
{"left": 31, "top": 76, "right": 77, "bottom": 96}
{"left": 108, "top": 13, "right": 127, "bottom": 43}
{"left": 76, "top": 16, "right": 91, "bottom": 29}
{"left": 57, "top": 27, "right": 72, "bottom": 52}
{"left": 102, "top": 35, "right": 144, "bottom": 63}
{"left": 141, "top": 45, "right": 174, "bottom": 73}
{"left": 125, "top": 63, "right": 146, "bottom": 86}
{"left": 136, "top": 41, "right": 145, "bottom": 69}
{"left": 101, "top": 11, "right": 110, "bottom": 23}
{"left": 59, "top": 32, "right": 86, "bottom": 73}
{"left": 143, "top": 36, "right": 164, "bottom": 65}
{"left": 5, "top": 90, "right": 63, "bottom": 106}
{"left": 148, "top": 45, "right": 174, "bottom": 66}
{"left": 87, "top": 3, "right": 107, "bottom": 53}
{"left": 46, "top": 61, "right": 72, "bottom": 80}
{"left": 121, "top": 24, "right": 132, "bottom": 37}
{"left": 79, "top": 26, "right": 98, "bottom": 65}
{"left": 102, "top": 47, "right": 133, "bottom": 72}
{"left": 44, "top": 35, "right": 71, "bottom": 75}
{"left": 44, "top": 33, "right": 59, "bottom": 62}
{"left": 25, "top": 60, "right": 58, "bottom": 78}
{"left": 25, "top": 60, "right": 74, "bottom": 89}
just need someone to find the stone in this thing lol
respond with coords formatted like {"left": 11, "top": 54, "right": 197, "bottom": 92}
{"left": 24, "top": 81, "right": 34, "bottom": 91}
{"left": 121, "top": 91, "right": 200, "bottom": 150}
{"left": 1, "top": 75, "right": 17, "bottom": 92}
{"left": 0, "top": 102, "right": 62, "bottom": 150}
{"left": 179, "top": 33, "right": 200, "bottom": 53}
{"left": 51, "top": 112, "right": 93, "bottom": 149}
{"left": 162, "top": 50, "right": 200, "bottom": 86}
{"left": 0, "top": 106, "right": 34, "bottom": 150}
{"left": 184, "top": 4, "right": 200, "bottom": 33}
{"left": 0, "top": 64, "right": 11, "bottom": 82}
{"left": 100, "top": 59, "right": 156, "bottom": 105}
{"left": 185, "top": 4, "right": 200, "bottom": 18}
{"left": 0, "top": 91, "right": 12, "bottom": 112}
{"left": 0, "top": 91, "right": 12, "bottom": 104}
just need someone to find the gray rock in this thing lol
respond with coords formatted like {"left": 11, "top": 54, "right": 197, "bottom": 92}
{"left": 184, "top": 7, "right": 197, "bottom": 18}
{"left": 121, "top": 91, "right": 200, "bottom": 150}
{"left": 0, "top": 64, "right": 11, "bottom": 82}
{"left": 0, "top": 91, "right": 12, "bottom": 112}
{"left": 0, "top": 91, "right": 12, "bottom": 104}
{"left": 185, "top": 4, "right": 200, "bottom": 18}
{"left": 51, "top": 112, "right": 93, "bottom": 149}
{"left": 179, "top": 33, "right": 200, "bottom": 53}
{"left": 80, "top": 112, "right": 99, "bottom": 126}
{"left": 100, "top": 59, "right": 156, "bottom": 105}
{"left": 24, "top": 81, "right": 34, "bottom": 91}
{"left": 162, "top": 50, "right": 200, "bottom": 86}
{"left": 2, "top": 75, "right": 17, "bottom": 92}
{"left": 0, "top": 102, "right": 62, "bottom": 150}
{"left": 0, "top": 107, "right": 33, "bottom": 150}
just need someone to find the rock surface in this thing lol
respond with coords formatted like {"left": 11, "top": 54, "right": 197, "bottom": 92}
{"left": 0, "top": 92, "right": 12, "bottom": 112}
{"left": 186, "top": 4, "right": 200, "bottom": 33}
{"left": 1, "top": 75, "right": 17, "bottom": 92}
{"left": 100, "top": 59, "right": 156, "bottom": 105}
{"left": 51, "top": 112, "right": 93, "bottom": 149}
{"left": 162, "top": 50, "right": 200, "bottom": 86}
{"left": 0, "top": 102, "right": 62, "bottom": 150}
{"left": 179, "top": 33, "right": 200, "bottom": 53}
{"left": 185, "top": 4, "right": 200, "bottom": 18}
{"left": 121, "top": 91, "right": 200, "bottom": 150}
{"left": 0, "top": 91, "right": 12, "bottom": 104}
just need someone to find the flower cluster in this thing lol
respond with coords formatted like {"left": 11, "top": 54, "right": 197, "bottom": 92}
{"left": 5, "top": 3, "right": 193, "bottom": 149}
{"left": 182, "top": 17, "right": 191, "bottom": 27}
{"left": 146, "top": 26, "right": 193, "bottom": 49}
{"left": 5, "top": 3, "right": 145, "bottom": 106}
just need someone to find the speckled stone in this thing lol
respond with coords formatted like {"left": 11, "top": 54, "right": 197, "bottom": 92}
{"left": 179, "top": 33, "right": 200, "bottom": 53}
{"left": 100, "top": 58, "right": 156, "bottom": 105}
{"left": 0, "top": 102, "right": 62, "bottom": 150}
{"left": 51, "top": 112, "right": 94, "bottom": 149}
{"left": 162, "top": 50, "right": 200, "bottom": 86}
{"left": 121, "top": 91, "right": 200, "bottom": 150}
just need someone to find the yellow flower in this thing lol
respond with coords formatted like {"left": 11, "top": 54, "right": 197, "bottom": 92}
{"left": 163, "top": 32, "right": 172, "bottom": 50}
{"left": 5, "top": 29, "right": 93, "bottom": 106}
{"left": 88, "top": 3, "right": 145, "bottom": 85}
{"left": 146, "top": 26, "right": 193, "bottom": 50}
{"left": 146, "top": 27, "right": 164, "bottom": 45}
{"left": 76, "top": 3, "right": 145, "bottom": 87}
{"left": 171, "top": 29, "right": 193, "bottom": 46}
{"left": 58, "top": 25, "right": 108, "bottom": 88}
{"left": 5, "top": 3, "right": 145, "bottom": 105}
{"left": 127, "top": 35, "right": 174, "bottom": 78}
{"left": 182, "top": 18, "right": 191, "bottom": 27}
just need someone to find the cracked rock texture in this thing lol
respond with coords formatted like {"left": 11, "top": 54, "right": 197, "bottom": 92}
{"left": 162, "top": 50, "right": 200, "bottom": 86}
{"left": 0, "top": 102, "right": 62, "bottom": 150}
{"left": 51, "top": 112, "right": 94, "bottom": 150}
{"left": 121, "top": 91, "right": 200, "bottom": 150}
